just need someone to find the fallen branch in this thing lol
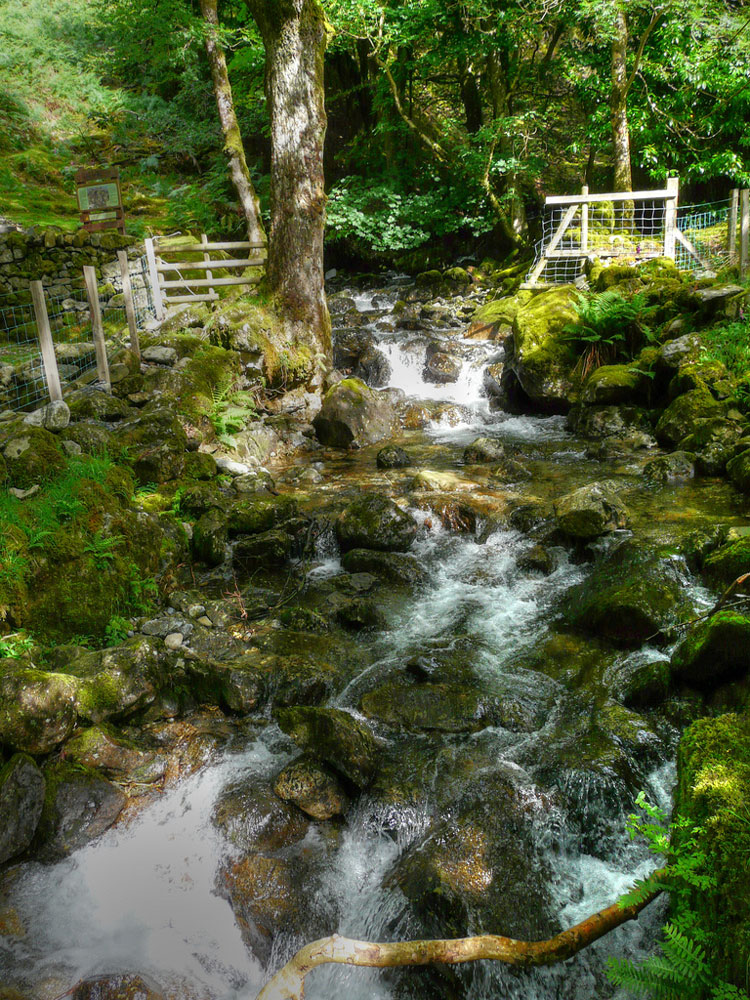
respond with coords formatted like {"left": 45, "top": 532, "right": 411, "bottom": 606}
{"left": 255, "top": 871, "right": 664, "bottom": 999}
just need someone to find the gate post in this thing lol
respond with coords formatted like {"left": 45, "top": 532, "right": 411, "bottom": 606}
{"left": 663, "top": 176, "right": 679, "bottom": 260}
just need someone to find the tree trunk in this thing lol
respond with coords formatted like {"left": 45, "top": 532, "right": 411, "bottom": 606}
{"left": 247, "top": 0, "right": 332, "bottom": 370}
{"left": 611, "top": 9, "right": 632, "bottom": 195}
{"left": 199, "top": 0, "right": 266, "bottom": 247}
{"left": 255, "top": 872, "right": 664, "bottom": 1000}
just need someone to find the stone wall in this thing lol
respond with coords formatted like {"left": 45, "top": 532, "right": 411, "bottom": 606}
{"left": 0, "top": 227, "right": 143, "bottom": 305}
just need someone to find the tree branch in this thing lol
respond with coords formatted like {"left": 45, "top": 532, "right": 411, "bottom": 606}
{"left": 255, "top": 871, "right": 665, "bottom": 1000}
{"left": 624, "top": 10, "right": 662, "bottom": 96}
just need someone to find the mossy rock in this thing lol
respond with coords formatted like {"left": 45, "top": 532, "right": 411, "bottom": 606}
{"left": 34, "top": 760, "right": 126, "bottom": 860}
{"left": 232, "top": 528, "right": 291, "bottom": 571}
{"left": 275, "top": 706, "right": 380, "bottom": 788}
{"left": 593, "top": 263, "right": 639, "bottom": 291}
{"left": 679, "top": 417, "right": 745, "bottom": 475}
{"left": 726, "top": 448, "right": 750, "bottom": 493}
{"left": 312, "top": 377, "right": 400, "bottom": 448}
{"left": 508, "top": 286, "right": 579, "bottom": 412}
{"left": 468, "top": 291, "right": 531, "bottom": 339}
{"left": 642, "top": 451, "right": 695, "bottom": 484}
{"left": 336, "top": 494, "right": 417, "bottom": 553}
{"left": 0, "top": 665, "right": 78, "bottom": 753}
{"left": 114, "top": 408, "right": 188, "bottom": 484}
{"left": 655, "top": 388, "right": 726, "bottom": 447}
{"left": 61, "top": 725, "right": 166, "bottom": 783}
{"left": 675, "top": 714, "right": 750, "bottom": 986}
{"left": 702, "top": 533, "right": 750, "bottom": 587}
{"left": 671, "top": 610, "right": 750, "bottom": 688}
{"left": 66, "top": 389, "right": 134, "bottom": 423}
{"left": 1, "top": 425, "right": 65, "bottom": 488}
{"left": 73, "top": 637, "right": 168, "bottom": 723}
{"left": 183, "top": 451, "right": 217, "bottom": 480}
{"left": 341, "top": 548, "right": 427, "bottom": 586}
{"left": 193, "top": 509, "right": 228, "bottom": 567}
{"left": 0, "top": 752, "right": 45, "bottom": 865}
{"left": 361, "top": 681, "right": 495, "bottom": 732}
{"left": 581, "top": 364, "right": 650, "bottom": 405}
{"left": 564, "top": 540, "right": 695, "bottom": 647}
{"left": 227, "top": 494, "right": 298, "bottom": 537}
{"left": 554, "top": 480, "right": 630, "bottom": 539}
{"left": 273, "top": 754, "right": 350, "bottom": 820}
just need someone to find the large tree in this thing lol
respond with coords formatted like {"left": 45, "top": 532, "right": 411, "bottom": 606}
{"left": 246, "top": 0, "right": 332, "bottom": 372}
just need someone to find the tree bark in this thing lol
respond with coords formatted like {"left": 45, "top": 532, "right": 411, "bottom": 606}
{"left": 199, "top": 0, "right": 266, "bottom": 247}
{"left": 246, "top": 0, "right": 332, "bottom": 369}
{"left": 255, "top": 872, "right": 664, "bottom": 1000}
{"left": 610, "top": 8, "right": 633, "bottom": 195}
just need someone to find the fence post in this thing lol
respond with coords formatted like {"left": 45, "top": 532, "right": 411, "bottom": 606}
{"left": 728, "top": 189, "right": 739, "bottom": 262}
{"left": 663, "top": 176, "right": 679, "bottom": 260}
{"left": 580, "top": 185, "right": 589, "bottom": 253}
{"left": 201, "top": 233, "right": 217, "bottom": 302}
{"left": 740, "top": 189, "right": 749, "bottom": 280}
{"left": 83, "top": 265, "right": 111, "bottom": 389}
{"left": 30, "top": 281, "right": 63, "bottom": 403}
{"left": 117, "top": 251, "right": 141, "bottom": 359}
{"left": 144, "top": 237, "right": 165, "bottom": 320}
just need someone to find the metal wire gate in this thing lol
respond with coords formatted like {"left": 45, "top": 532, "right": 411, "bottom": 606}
{"left": 524, "top": 178, "right": 750, "bottom": 288}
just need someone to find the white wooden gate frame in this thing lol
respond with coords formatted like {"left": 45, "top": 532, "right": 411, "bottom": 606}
{"left": 144, "top": 234, "right": 267, "bottom": 319}
{"left": 521, "top": 176, "right": 712, "bottom": 288}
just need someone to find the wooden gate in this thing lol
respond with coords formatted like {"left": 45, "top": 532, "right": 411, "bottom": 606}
{"left": 144, "top": 234, "right": 266, "bottom": 319}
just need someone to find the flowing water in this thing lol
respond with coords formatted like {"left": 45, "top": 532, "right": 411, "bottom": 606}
{"left": 2, "top": 277, "right": 747, "bottom": 1000}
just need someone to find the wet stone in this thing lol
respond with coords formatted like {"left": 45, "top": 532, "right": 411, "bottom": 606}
{"left": 273, "top": 754, "right": 350, "bottom": 820}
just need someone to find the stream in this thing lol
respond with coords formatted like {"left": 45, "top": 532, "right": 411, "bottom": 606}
{"left": 2, "top": 275, "right": 747, "bottom": 1000}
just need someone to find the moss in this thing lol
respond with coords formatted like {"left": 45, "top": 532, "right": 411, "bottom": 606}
{"left": 703, "top": 535, "right": 750, "bottom": 586}
{"left": 671, "top": 610, "right": 750, "bottom": 687}
{"left": 675, "top": 714, "right": 750, "bottom": 986}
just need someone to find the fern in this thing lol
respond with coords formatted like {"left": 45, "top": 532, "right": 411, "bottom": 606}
{"left": 209, "top": 379, "right": 258, "bottom": 447}
{"left": 607, "top": 792, "right": 744, "bottom": 1000}
{"left": 563, "top": 289, "right": 653, "bottom": 377}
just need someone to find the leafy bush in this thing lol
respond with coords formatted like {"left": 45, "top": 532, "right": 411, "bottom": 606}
{"left": 607, "top": 792, "right": 746, "bottom": 1000}
{"left": 326, "top": 176, "right": 494, "bottom": 253}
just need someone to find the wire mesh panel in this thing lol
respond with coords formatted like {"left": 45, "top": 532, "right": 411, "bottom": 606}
{"left": 526, "top": 193, "right": 734, "bottom": 287}
{"left": 0, "top": 258, "right": 157, "bottom": 413}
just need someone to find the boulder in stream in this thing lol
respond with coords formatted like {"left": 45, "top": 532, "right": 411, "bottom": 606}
{"left": 0, "top": 664, "right": 78, "bottom": 753}
{"left": 654, "top": 387, "right": 727, "bottom": 447}
{"left": 273, "top": 753, "right": 350, "bottom": 820}
{"left": 670, "top": 610, "right": 750, "bottom": 689}
{"left": 463, "top": 436, "right": 507, "bottom": 464}
{"left": 275, "top": 706, "right": 380, "bottom": 788}
{"left": 312, "top": 377, "right": 400, "bottom": 448}
{"left": 554, "top": 480, "right": 629, "bottom": 539}
{"left": 336, "top": 494, "right": 417, "bottom": 552}
{"left": 0, "top": 753, "right": 45, "bottom": 864}
{"left": 34, "top": 761, "right": 126, "bottom": 859}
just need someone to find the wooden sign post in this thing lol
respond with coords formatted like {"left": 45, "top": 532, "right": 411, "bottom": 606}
{"left": 83, "top": 265, "right": 111, "bottom": 388}
{"left": 75, "top": 168, "right": 125, "bottom": 234}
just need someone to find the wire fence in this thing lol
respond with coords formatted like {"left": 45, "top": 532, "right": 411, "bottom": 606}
{"left": 526, "top": 195, "right": 738, "bottom": 287}
{"left": 0, "top": 256, "right": 156, "bottom": 413}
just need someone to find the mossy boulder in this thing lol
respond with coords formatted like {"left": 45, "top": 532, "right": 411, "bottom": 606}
{"left": 376, "top": 444, "right": 412, "bottom": 469}
{"left": 192, "top": 509, "right": 228, "bottom": 567}
{"left": 467, "top": 292, "right": 531, "bottom": 340}
{"left": 675, "top": 714, "right": 750, "bottom": 987}
{"left": 671, "top": 611, "right": 750, "bottom": 688}
{"left": 388, "top": 771, "right": 561, "bottom": 941}
{"left": 66, "top": 389, "right": 133, "bottom": 423}
{"left": 570, "top": 403, "right": 651, "bottom": 440}
{"left": 341, "top": 548, "right": 427, "bottom": 586}
{"left": 336, "top": 494, "right": 417, "bottom": 552}
{"left": 554, "top": 480, "right": 630, "bottom": 539}
{"left": 581, "top": 364, "right": 650, "bottom": 405}
{"left": 655, "top": 388, "right": 726, "bottom": 447}
{"left": 361, "top": 681, "right": 496, "bottom": 732}
{"left": 114, "top": 408, "right": 188, "bottom": 484}
{"left": 232, "top": 528, "right": 291, "bottom": 571}
{"left": 60, "top": 725, "right": 166, "bottom": 783}
{"left": 642, "top": 451, "right": 695, "bottom": 484}
{"left": 726, "top": 448, "right": 750, "bottom": 493}
{"left": 678, "top": 418, "right": 745, "bottom": 476}
{"left": 702, "top": 533, "right": 750, "bottom": 587}
{"left": 275, "top": 706, "right": 380, "bottom": 788}
{"left": 214, "top": 773, "right": 309, "bottom": 853}
{"left": 564, "top": 540, "right": 695, "bottom": 647}
{"left": 507, "top": 286, "right": 580, "bottom": 412}
{"left": 34, "top": 760, "right": 126, "bottom": 859}
{"left": 73, "top": 637, "right": 169, "bottom": 723}
{"left": 0, "top": 665, "right": 78, "bottom": 753}
{"left": 606, "top": 651, "right": 670, "bottom": 708}
{"left": 273, "top": 754, "right": 350, "bottom": 820}
{"left": 0, "top": 753, "right": 45, "bottom": 864}
{"left": 227, "top": 494, "right": 298, "bottom": 537}
{"left": 312, "top": 378, "right": 400, "bottom": 448}
{"left": 1, "top": 425, "right": 65, "bottom": 488}
{"left": 463, "top": 436, "right": 507, "bottom": 464}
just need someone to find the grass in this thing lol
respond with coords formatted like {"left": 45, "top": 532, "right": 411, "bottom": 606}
{"left": 699, "top": 318, "right": 750, "bottom": 381}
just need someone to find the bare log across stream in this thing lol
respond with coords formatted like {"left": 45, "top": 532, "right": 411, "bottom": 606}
{"left": 255, "top": 872, "right": 665, "bottom": 999}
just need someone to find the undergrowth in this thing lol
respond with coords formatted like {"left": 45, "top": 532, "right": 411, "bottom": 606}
{"left": 563, "top": 289, "right": 654, "bottom": 377}
{"left": 607, "top": 792, "right": 746, "bottom": 1000}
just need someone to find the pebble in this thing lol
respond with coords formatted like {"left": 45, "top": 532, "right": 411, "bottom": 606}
{"left": 197, "top": 616, "right": 213, "bottom": 628}
{"left": 142, "top": 345, "right": 178, "bottom": 365}
{"left": 187, "top": 603, "right": 206, "bottom": 618}
{"left": 215, "top": 457, "right": 251, "bottom": 476}
{"left": 164, "top": 632, "right": 184, "bottom": 650}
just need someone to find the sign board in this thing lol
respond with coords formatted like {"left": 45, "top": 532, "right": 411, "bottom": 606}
{"left": 75, "top": 167, "right": 125, "bottom": 234}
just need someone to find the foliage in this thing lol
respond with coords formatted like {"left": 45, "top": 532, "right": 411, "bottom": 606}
{"left": 0, "top": 632, "right": 34, "bottom": 659}
{"left": 326, "top": 177, "right": 494, "bottom": 252}
{"left": 563, "top": 289, "right": 653, "bottom": 376}
{"left": 103, "top": 615, "right": 131, "bottom": 647}
{"left": 606, "top": 792, "right": 746, "bottom": 1000}
{"left": 209, "top": 377, "right": 258, "bottom": 448}
{"left": 699, "top": 319, "right": 750, "bottom": 381}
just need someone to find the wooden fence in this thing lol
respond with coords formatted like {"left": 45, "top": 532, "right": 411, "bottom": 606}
{"left": 144, "top": 234, "right": 266, "bottom": 319}
{"left": 523, "top": 177, "right": 750, "bottom": 288}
